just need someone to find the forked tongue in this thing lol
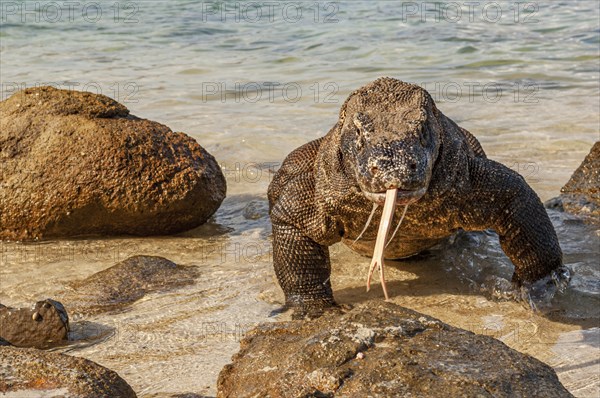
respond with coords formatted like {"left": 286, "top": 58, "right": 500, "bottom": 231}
{"left": 366, "top": 188, "right": 397, "bottom": 300}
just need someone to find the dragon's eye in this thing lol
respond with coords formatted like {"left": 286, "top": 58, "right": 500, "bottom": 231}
{"left": 353, "top": 112, "right": 373, "bottom": 147}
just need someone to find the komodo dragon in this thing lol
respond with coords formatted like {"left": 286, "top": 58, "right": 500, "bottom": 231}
{"left": 268, "top": 77, "right": 570, "bottom": 317}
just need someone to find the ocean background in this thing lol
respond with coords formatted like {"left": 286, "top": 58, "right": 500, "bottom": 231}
{"left": 1, "top": 1, "right": 599, "bottom": 396}
{"left": 2, "top": 0, "right": 599, "bottom": 198}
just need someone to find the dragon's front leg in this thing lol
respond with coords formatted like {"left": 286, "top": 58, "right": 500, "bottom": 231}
{"left": 272, "top": 222, "right": 336, "bottom": 318}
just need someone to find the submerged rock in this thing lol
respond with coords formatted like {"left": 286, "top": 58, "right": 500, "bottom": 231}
{"left": 65, "top": 255, "right": 198, "bottom": 314}
{"left": 546, "top": 142, "right": 599, "bottom": 224}
{"left": 0, "top": 299, "right": 69, "bottom": 348}
{"left": 0, "top": 86, "right": 226, "bottom": 240}
{"left": 0, "top": 346, "right": 136, "bottom": 397}
{"left": 218, "top": 301, "right": 573, "bottom": 397}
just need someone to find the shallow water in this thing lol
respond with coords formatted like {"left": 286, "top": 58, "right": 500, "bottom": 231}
{"left": 1, "top": 1, "right": 599, "bottom": 397}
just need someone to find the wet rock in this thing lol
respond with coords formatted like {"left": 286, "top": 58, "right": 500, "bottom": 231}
{"left": 0, "top": 299, "right": 69, "bottom": 348}
{"left": 546, "top": 142, "right": 599, "bottom": 224}
{"left": 242, "top": 199, "right": 269, "bottom": 220}
{"left": 217, "top": 301, "right": 573, "bottom": 398}
{"left": 65, "top": 255, "right": 198, "bottom": 314}
{"left": 0, "top": 346, "right": 136, "bottom": 397}
{"left": 0, "top": 86, "right": 226, "bottom": 240}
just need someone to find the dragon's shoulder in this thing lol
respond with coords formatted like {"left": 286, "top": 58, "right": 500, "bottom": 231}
{"left": 268, "top": 137, "right": 324, "bottom": 208}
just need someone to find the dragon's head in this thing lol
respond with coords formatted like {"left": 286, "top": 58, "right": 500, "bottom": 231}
{"left": 338, "top": 78, "right": 442, "bottom": 205}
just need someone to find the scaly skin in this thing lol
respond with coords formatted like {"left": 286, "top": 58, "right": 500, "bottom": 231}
{"left": 268, "top": 77, "right": 567, "bottom": 318}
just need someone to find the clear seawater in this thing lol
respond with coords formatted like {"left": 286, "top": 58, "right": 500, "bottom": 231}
{"left": 1, "top": 1, "right": 599, "bottom": 397}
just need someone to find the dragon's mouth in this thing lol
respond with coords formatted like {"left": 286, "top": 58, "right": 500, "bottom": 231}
{"left": 363, "top": 187, "right": 426, "bottom": 205}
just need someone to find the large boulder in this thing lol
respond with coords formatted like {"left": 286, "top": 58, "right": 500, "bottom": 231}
{"left": 0, "top": 86, "right": 226, "bottom": 240}
{"left": 0, "top": 346, "right": 136, "bottom": 397}
{"left": 546, "top": 142, "right": 599, "bottom": 224}
{"left": 64, "top": 255, "right": 198, "bottom": 314}
{"left": 218, "top": 302, "right": 573, "bottom": 397}
{"left": 0, "top": 299, "right": 69, "bottom": 348}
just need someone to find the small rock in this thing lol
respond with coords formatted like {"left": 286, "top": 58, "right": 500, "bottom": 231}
{"left": 0, "top": 299, "right": 69, "bottom": 348}
{"left": 242, "top": 200, "right": 269, "bottom": 220}
{"left": 64, "top": 255, "right": 198, "bottom": 314}
{"left": 0, "top": 346, "right": 136, "bottom": 397}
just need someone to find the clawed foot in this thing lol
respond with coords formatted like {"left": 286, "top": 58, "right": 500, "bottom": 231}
{"left": 291, "top": 303, "right": 350, "bottom": 320}
{"left": 482, "top": 267, "right": 571, "bottom": 311}
{"left": 521, "top": 266, "right": 572, "bottom": 310}
{"left": 484, "top": 267, "right": 572, "bottom": 310}
{"left": 285, "top": 295, "right": 339, "bottom": 320}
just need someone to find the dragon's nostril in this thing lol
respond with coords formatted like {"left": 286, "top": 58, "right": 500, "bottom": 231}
{"left": 410, "top": 163, "right": 417, "bottom": 170}
{"left": 370, "top": 166, "right": 379, "bottom": 175}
